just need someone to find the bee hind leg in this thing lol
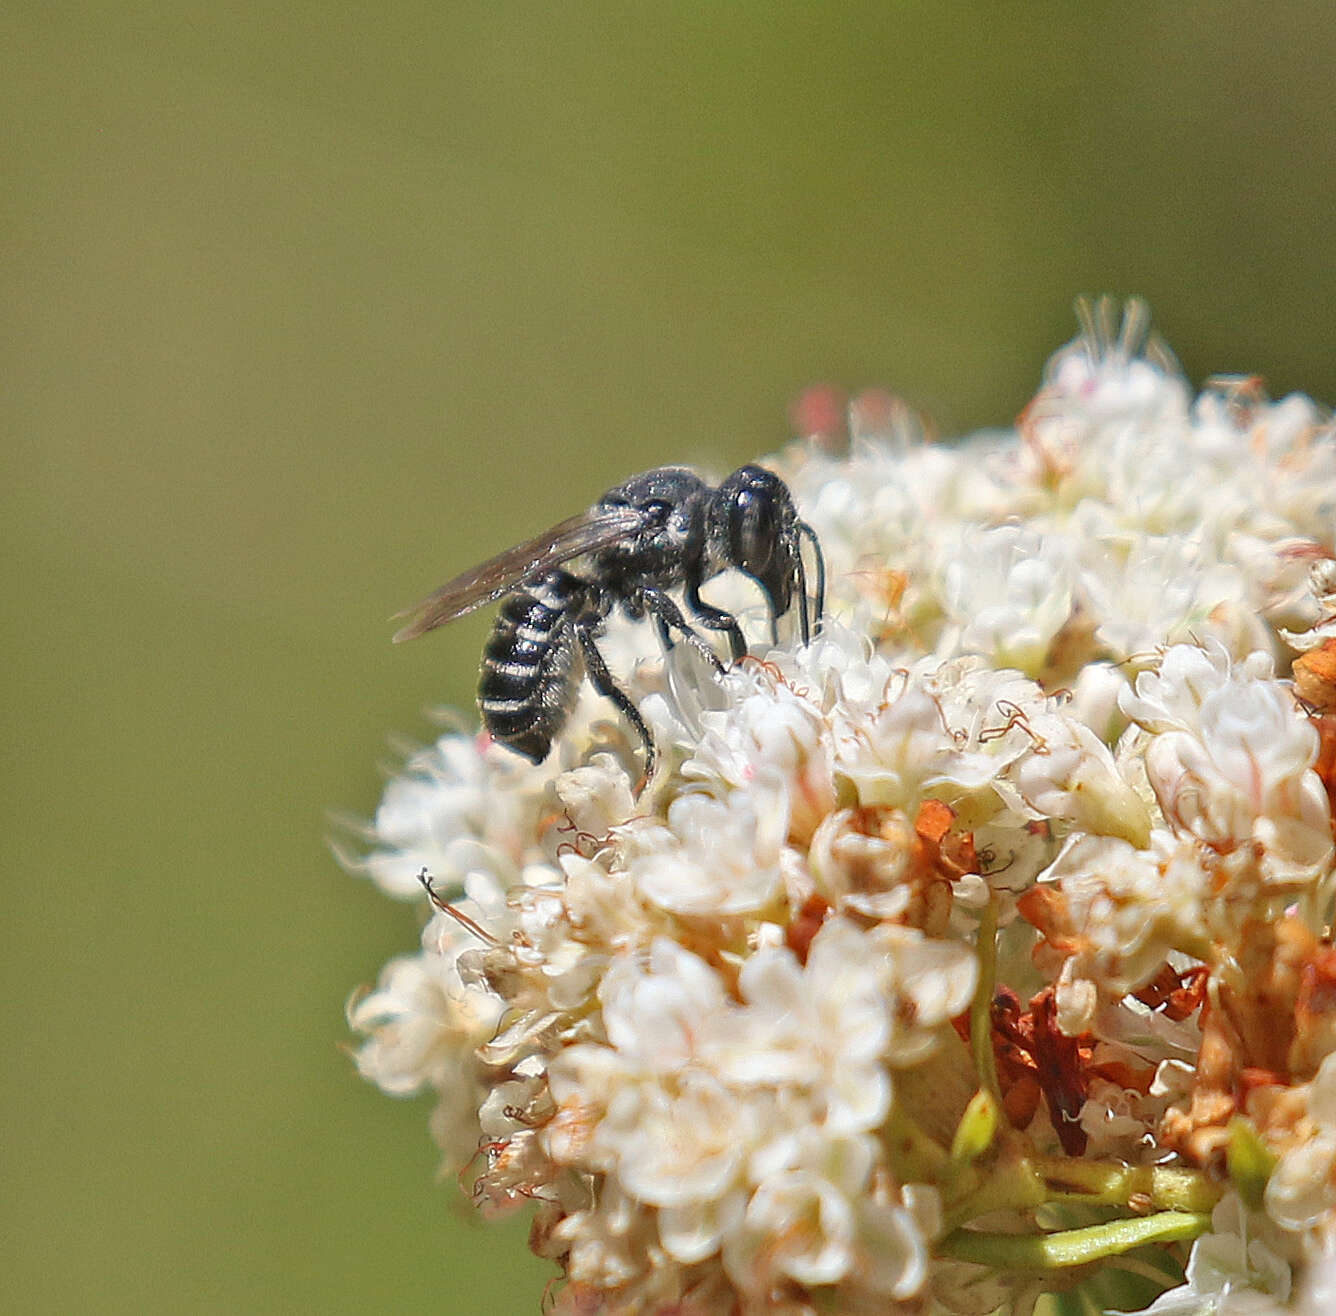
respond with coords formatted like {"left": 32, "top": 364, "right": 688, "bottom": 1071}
{"left": 575, "top": 617, "right": 657, "bottom": 785}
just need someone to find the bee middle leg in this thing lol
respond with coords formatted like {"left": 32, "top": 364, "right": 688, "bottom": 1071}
{"left": 575, "top": 616, "right": 657, "bottom": 783}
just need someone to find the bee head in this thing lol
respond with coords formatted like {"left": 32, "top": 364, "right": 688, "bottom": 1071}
{"left": 712, "top": 465, "right": 802, "bottom": 615}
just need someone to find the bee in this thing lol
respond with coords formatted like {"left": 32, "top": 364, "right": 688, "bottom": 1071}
{"left": 394, "top": 464, "right": 825, "bottom": 781}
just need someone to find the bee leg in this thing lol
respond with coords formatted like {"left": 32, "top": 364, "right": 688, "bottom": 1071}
{"left": 576, "top": 617, "right": 657, "bottom": 783}
{"left": 641, "top": 588, "right": 727, "bottom": 676}
{"left": 684, "top": 579, "right": 747, "bottom": 662}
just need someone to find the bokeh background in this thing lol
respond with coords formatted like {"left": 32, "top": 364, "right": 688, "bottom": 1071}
{"left": 7, "top": 4, "right": 1336, "bottom": 1311}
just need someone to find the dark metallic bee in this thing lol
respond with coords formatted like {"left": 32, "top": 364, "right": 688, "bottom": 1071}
{"left": 394, "top": 464, "right": 825, "bottom": 782}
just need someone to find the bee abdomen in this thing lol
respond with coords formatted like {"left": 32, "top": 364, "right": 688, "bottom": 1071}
{"left": 478, "top": 570, "right": 587, "bottom": 762}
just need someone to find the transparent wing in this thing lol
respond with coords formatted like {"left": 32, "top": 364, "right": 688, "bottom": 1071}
{"left": 392, "top": 505, "right": 645, "bottom": 642}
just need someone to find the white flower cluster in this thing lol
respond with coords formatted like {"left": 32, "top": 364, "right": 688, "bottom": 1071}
{"left": 345, "top": 304, "right": 1336, "bottom": 1314}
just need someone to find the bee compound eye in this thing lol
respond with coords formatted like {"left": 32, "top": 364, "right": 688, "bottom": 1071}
{"left": 737, "top": 491, "right": 776, "bottom": 568}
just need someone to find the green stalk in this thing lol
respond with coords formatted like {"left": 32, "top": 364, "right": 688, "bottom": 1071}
{"left": 938, "top": 1210, "right": 1211, "bottom": 1270}
{"left": 1029, "top": 1158, "right": 1221, "bottom": 1214}
{"left": 971, "top": 894, "right": 1000, "bottom": 1100}
{"left": 942, "top": 1155, "right": 1220, "bottom": 1232}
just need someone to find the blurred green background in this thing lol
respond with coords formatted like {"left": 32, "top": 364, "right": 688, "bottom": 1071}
{"left": 6, "top": 4, "right": 1336, "bottom": 1311}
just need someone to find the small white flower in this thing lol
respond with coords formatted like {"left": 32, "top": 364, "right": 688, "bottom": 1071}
{"left": 717, "top": 918, "right": 894, "bottom": 1132}
{"left": 1268, "top": 1053, "right": 1336, "bottom": 1231}
{"left": 1281, "top": 557, "right": 1336, "bottom": 652}
{"left": 1297, "top": 1246, "right": 1336, "bottom": 1316}
{"left": 1115, "top": 1194, "right": 1293, "bottom": 1315}
{"left": 553, "top": 751, "right": 637, "bottom": 837}
{"left": 599, "top": 938, "right": 730, "bottom": 1071}
{"left": 942, "top": 523, "right": 1076, "bottom": 675}
{"left": 724, "top": 1132, "right": 875, "bottom": 1289}
{"left": 347, "top": 931, "right": 505, "bottom": 1170}
{"left": 1120, "top": 641, "right": 1239, "bottom": 733}
{"left": 1011, "top": 707, "right": 1152, "bottom": 846}
{"left": 869, "top": 922, "right": 978, "bottom": 1065}
{"left": 1031, "top": 831, "right": 1210, "bottom": 1031}
{"left": 1127, "top": 645, "right": 1332, "bottom": 881}
{"left": 358, "top": 732, "right": 516, "bottom": 899}
{"left": 622, "top": 781, "right": 789, "bottom": 916}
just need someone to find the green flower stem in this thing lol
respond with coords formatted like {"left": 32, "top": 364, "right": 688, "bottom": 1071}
{"left": 970, "top": 895, "right": 1001, "bottom": 1100}
{"left": 942, "top": 1154, "right": 1220, "bottom": 1232}
{"left": 1029, "top": 1158, "right": 1221, "bottom": 1214}
{"left": 938, "top": 1210, "right": 1212, "bottom": 1271}
{"left": 943, "top": 1158, "right": 1047, "bottom": 1230}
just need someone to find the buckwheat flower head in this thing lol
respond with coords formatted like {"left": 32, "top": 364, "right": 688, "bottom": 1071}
{"left": 344, "top": 302, "right": 1336, "bottom": 1314}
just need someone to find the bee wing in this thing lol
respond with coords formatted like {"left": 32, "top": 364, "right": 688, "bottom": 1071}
{"left": 392, "top": 505, "right": 646, "bottom": 642}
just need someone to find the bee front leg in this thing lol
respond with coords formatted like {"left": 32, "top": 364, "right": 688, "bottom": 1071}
{"left": 575, "top": 616, "right": 657, "bottom": 784}
{"left": 684, "top": 579, "right": 747, "bottom": 662}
